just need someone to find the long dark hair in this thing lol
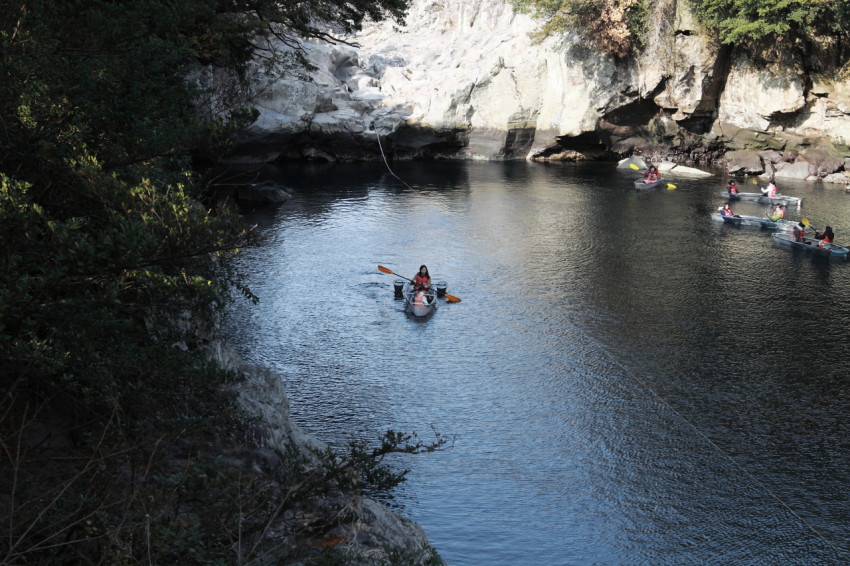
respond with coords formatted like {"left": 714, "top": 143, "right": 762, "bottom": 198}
{"left": 417, "top": 265, "right": 430, "bottom": 278}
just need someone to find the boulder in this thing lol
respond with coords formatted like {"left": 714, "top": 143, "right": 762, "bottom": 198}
{"left": 237, "top": 181, "right": 291, "bottom": 203}
{"left": 799, "top": 148, "right": 845, "bottom": 175}
{"left": 724, "top": 149, "right": 763, "bottom": 174}
{"left": 617, "top": 156, "right": 648, "bottom": 170}
{"left": 757, "top": 150, "right": 783, "bottom": 164}
{"left": 774, "top": 161, "right": 816, "bottom": 180}
{"left": 822, "top": 172, "right": 850, "bottom": 186}
{"left": 664, "top": 164, "right": 713, "bottom": 177}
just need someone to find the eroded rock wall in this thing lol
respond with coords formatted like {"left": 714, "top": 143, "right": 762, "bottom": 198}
{"left": 228, "top": 0, "right": 850, "bottom": 183}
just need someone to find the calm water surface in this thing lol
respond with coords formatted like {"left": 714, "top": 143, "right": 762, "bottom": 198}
{"left": 224, "top": 161, "right": 850, "bottom": 565}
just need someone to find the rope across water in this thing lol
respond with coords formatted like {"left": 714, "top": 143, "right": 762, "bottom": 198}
{"left": 372, "top": 122, "right": 414, "bottom": 190}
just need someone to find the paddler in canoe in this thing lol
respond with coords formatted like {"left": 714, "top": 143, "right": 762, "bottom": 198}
{"left": 412, "top": 265, "right": 432, "bottom": 305}
{"left": 812, "top": 226, "right": 835, "bottom": 248}
{"left": 718, "top": 203, "right": 739, "bottom": 218}
{"left": 765, "top": 204, "right": 785, "bottom": 222}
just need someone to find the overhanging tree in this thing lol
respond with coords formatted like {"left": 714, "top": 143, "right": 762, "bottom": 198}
{"left": 1, "top": 1, "right": 429, "bottom": 564}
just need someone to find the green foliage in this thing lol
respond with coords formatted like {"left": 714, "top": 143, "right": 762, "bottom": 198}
{"left": 1, "top": 0, "right": 417, "bottom": 564}
{"left": 513, "top": 0, "right": 849, "bottom": 58}
{"left": 687, "top": 0, "right": 850, "bottom": 46}
{"left": 511, "top": 0, "right": 650, "bottom": 57}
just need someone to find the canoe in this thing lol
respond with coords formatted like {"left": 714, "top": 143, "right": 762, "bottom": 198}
{"left": 719, "top": 191, "right": 802, "bottom": 207}
{"left": 710, "top": 213, "right": 795, "bottom": 232}
{"left": 760, "top": 218, "right": 797, "bottom": 231}
{"left": 635, "top": 177, "right": 665, "bottom": 190}
{"left": 402, "top": 282, "right": 438, "bottom": 317}
{"left": 771, "top": 233, "right": 849, "bottom": 259}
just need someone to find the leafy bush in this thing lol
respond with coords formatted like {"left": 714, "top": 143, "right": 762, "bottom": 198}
{"left": 688, "top": 0, "right": 850, "bottom": 47}
{"left": 511, "top": 0, "right": 650, "bottom": 57}
{"left": 1, "top": 0, "right": 433, "bottom": 564}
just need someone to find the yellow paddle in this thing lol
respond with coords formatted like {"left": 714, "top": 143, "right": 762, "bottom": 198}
{"left": 630, "top": 162, "right": 673, "bottom": 188}
{"left": 378, "top": 265, "right": 461, "bottom": 303}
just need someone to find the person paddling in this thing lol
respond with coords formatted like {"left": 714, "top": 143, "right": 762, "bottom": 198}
{"left": 725, "top": 179, "right": 739, "bottom": 195}
{"left": 761, "top": 181, "right": 778, "bottom": 198}
{"left": 718, "top": 203, "right": 738, "bottom": 218}
{"left": 814, "top": 226, "right": 835, "bottom": 247}
{"left": 765, "top": 204, "right": 785, "bottom": 222}
{"left": 412, "top": 265, "right": 431, "bottom": 291}
{"left": 411, "top": 265, "right": 432, "bottom": 306}
{"left": 643, "top": 166, "right": 659, "bottom": 183}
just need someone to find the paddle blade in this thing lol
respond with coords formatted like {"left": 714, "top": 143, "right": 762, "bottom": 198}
{"left": 752, "top": 178, "right": 757, "bottom": 184}
{"left": 667, "top": 183, "right": 677, "bottom": 190}
{"left": 629, "top": 163, "right": 640, "bottom": 170}
{"left": 445, "top": 294, "right": 461, "bottom": 303}
{"left": 378, "top": 265, "right": 394, "bottom": 274}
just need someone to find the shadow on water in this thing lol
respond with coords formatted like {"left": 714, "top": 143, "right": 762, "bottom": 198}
{"left": 226, "top": 160, "right": 850, "bottom": 566}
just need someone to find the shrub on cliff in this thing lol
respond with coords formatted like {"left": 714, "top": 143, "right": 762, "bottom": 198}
{"left": 688, "top": 0, "right": 850, "bottom": 48}
{"left": 512, "top": 0, "right": 650, "bottom": 57}
{"left": 513, "top": 0, "right": 849, "bottom": 62}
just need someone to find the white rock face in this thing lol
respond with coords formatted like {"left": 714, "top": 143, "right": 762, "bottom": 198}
{"left": 715, "top": 51, "right": 806, "bottom": 131}
{"left": 234, "top": 0, "right": 850, "bottom": 167}
{"left": 354, "top": 0, "right": 605, "bottom": 157}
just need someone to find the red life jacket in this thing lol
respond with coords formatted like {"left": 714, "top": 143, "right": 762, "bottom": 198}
{"left": 413, "top": 274, "right": 430, "bottom": 290}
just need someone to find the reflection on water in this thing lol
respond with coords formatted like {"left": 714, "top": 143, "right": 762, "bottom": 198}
{"left": 225, "top": 161, "right": 850, "bottom": 565}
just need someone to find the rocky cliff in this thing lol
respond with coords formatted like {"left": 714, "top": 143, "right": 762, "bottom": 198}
{"left": 226, "top": 0, "right": 850, "bottom": 184}
{"left": 203, "top": 333, "right": 441, "bottom": 564}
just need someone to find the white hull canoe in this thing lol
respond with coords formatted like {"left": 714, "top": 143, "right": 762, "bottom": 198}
{"left": 403, "top": 282, "right": 438, "bottom": 317}
{"left": 772, "top": 233, "right": 849, "bottom": 259}
{"left": 719, "top": 191, "right": 802, "bottom": 207}
{"left": 635, "top": 177, "right": 665, "bottom": 190}
{"left": 710, "top": 213, "right": 795, "bottom": 232}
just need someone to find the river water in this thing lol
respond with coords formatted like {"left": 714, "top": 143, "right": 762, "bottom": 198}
{"left": 223, "top": 160, "right": 850, "bottom": 565}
